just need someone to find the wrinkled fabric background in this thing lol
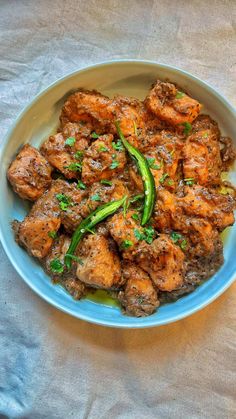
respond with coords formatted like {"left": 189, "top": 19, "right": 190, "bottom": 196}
{"left": 0, "top": 1, "right": 236, "bottom": 418}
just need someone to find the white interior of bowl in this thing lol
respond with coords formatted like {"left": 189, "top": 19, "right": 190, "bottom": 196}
{"left": 0, "top": 60, "right": 235, "bottom": 328}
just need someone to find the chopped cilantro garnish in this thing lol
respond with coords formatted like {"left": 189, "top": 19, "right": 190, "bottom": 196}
{"left": 168, "top": 179, "right": 174, "bottom": 186}
{"left": 112, "top": 139, "right": 124, "bottom": 152}
{"left": 170, "top": 231, "right": 187, "bottom": 251}
{"left": 131, "top": 213, "right": 139, "bottom": 221}
{"left": 110, "top": 160, "right": 119, "bottom": 169}
{"left": 134, "top": 229, "right": 145, "bottom": 241}
{"left": 182, "top": 122, "right": 192, "bottom": 136}
{"left": 176, "top": 91, "right": 185, "bottom": 99}
{"left": 180, "top": 239, "right": 187, "bottom": 251}
{"left": 134, "top": 226, "right": 155, "bottom": 244}
{"left": 159, "top": 173, "right": 169, "bottom": 184}
{"left": 146, "top": 157, "right": 161, "bottom": 170}
{"left": 91, "top": 132, "right": 99, "bottom": 139}
{"left": 77, "top": 180, "right": 86, "bottom": 190}
{"left": 143, "top": 226, "right": 155, "bottom": 244}
{"left": 121, "top": 240, "right": 133, "bottom": 249}
{"left": 91, "top": 194, "right": 101, "bottom": 201}
{"left": 100, "top": 179, "right": 112, "bottom": 186}
{"left": 74, "top": 150, "right": 83, "bottom": 160}
{"left": 50, "top": 258, "right": 64, "bottom": 274}
{"left": 56, "top": 193, "right": 73, "bottom": 211}
{"left": 99, "top": 144, "right": 109, "bottom": 152}
{"left": 184, "top": 177, "right": 195, "bottom": 186}
{"left": 203, "top": 132, "right": 209, "bottom": 138}
{"left": 48, "top": 231, "right": 57, "bottom": 239}
{"left": 64, "top": 162, "right": 82, "bottom": 172}
{"left": 170, "top": 231, "right": 183, "bottom": 243}
{"left": 65, "top": 137, "right": 76, "bottom": 147}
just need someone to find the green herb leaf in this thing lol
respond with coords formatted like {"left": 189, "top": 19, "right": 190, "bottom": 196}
{"left": 170, "top": 231, "right": 187, "bottom": 251}
{"left": 167, "top": 179, "right": 174, "bottom": 186}
{"left": 180, "top": 239, "right": 187, "bottom": 251}
{"left": 99, "top": 144, "right": 109, "bottom": 152}
{"left": 131, "top": 213, "right": 139, "bottom": 221}
{"left": 110, "top": 160, "right": 119, "bottom": 169}
{"left": 133, "top": 121, "right": 138, "bottom": 136}
{"left": 112, "top": 139, "right": 124, "bottom": 152}
{"left": 91, "top": 132, "right": 99, "bottom": 139}
{"left": 134, "top": 228, "right": 145, "bottom": 241}
{"left": 159, "top": 173, "right": 169, "bottom": 184}
{"left": 182, "top": 122, "right": 192, "bottom": 136}
{"left": 56, "top": 193, "right": 73, "bottom": 211}
{"left": 170, "top": 231, "right": 183, "bottom": 243}
{"left": 143, "top": 226, "right": 155, "bottom": 244}
{"left": 50, "top": 258, "right": 64, "bottom": 274}
{"left": 91, "top": 194, "right": 101, "bottom": 202}
{"left": 203, "top": 132, "right": 209, "bottom": 138}
{"left": 121, "top": 240, "right": 133, "bottom": 249}
{"left": 146, "top": 157, "right": 161, "bottom": 170}
{"left": 176, "top": 91, "right": 185, "bottom": 99}
{"left": 64, "top": 162, "right": 82, "bottom": 172}
{"left": 77, "top": 180, "right": 86, "bottom": 190}
{"left": 74, "top": 150, "right": 83, "bottom": 160}
{"left": 48, "top": 231, "right": 57, "bottom": 239}
{"left": 100, "top": 179, "right": 112, "bottom": 186}
{"left": 65, "top": 137, "right": 76, "bottom": 147}
{"left": 184, "top": 177, "right": 195, "bottom": 186}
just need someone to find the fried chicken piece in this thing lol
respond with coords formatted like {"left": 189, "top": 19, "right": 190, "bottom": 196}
{"left": 145, "top": 80, "right": 201, "bottom": 126}
{"left": 135, "top": 234, "right": 185, "bottom": 292}
{"left": 61, "top": 89, "right": 146, "bottom": 137}
{"left": 80, "top": 179, "right": 128, "bottom": 218}
{"left": 44, "top": 234, "right": 86, "bottom": 299}
{"left": 180, "top": 185, "right": 235, "bottom": 231}
{"left": 76, "top": 234, "right": 122, "bottom": 289}
{"left": 81, "top": 134, "right": 127, "bottom": 185}
{"left": 219, "top": 136, "right": 236, "bottom": 170}
{"left": 13, "top": 181, "right": 62, "bottom": 258}
{"left": 192, "top": 114, "right": 220, "bottom": 138}
{"left": 7, "top": 144, "right": 52, "bottom": 201}
{"left": 40, "top": 132, "right": 87, "bottom": 180}
{"left": 60, "top": 89, "right": 113, "bottom": 132}
{"left": 118, "top": 262, "right": 159, "bottom": 317}
{"left": 107, "top": 210, "right": 141, "bottom": 259}
{"left": 183, "top": 129, "right": 222, "bottom": 185}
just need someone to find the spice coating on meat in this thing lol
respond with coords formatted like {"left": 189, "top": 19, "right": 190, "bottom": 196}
{"left": 7, "top": 144, "right": 52, "bottom": 201}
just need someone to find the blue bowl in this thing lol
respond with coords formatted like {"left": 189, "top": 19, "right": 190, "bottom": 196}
{"left": 0, "top": 60, "right": 235, "bottom": 328}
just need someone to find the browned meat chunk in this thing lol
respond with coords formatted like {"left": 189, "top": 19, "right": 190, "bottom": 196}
{"left": 81, "top": 134, "right": 127, "bottom": 185}
{"left": 44, "top": 234, "right": 86, "bottom": 300}
{"left": 13, "top": 181, "right": 62, "bottom": 258}
{"left": 40, "top": 132, "right": 87, "bottom": 179}
{"left": 108, "top": 210, "right": 142, "bottom": 259}
{"left": 135, "top": 235, "right": 185, "bottom": 292}
{"left": 76, "top": 234, "right": 122, "bottom": 289}
{"left": 61, "top": 90, "right": 145, "bottom": 137}
{"left": 7, "top": 144, "right": 52, "bottom": 201}
{"left": 118, "top": 263, "right": 159, "bottom": 317}
{"left": 180, "top": 185, "right": 235, "bottom": 231}
{"left": 145, "top": 80, "right": 201, "bottom": 126}
{"left": 219, "top": 136, "right": 236, "bottom": 170}
{"left": 183, "top": 129, "right": 222, "bottom": 186}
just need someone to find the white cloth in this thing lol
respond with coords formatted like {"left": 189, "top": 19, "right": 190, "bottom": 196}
{"left": 0, "top": 1, "right": 236, "bottom": 418}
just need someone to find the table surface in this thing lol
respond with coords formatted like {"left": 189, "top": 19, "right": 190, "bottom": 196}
{"left": 0, "top": 1, "right": 236, "bottom": 418}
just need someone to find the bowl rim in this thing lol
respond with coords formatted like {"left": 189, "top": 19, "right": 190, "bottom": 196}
{"left": 0, "top": 59, "right": 236, "bottom": 329}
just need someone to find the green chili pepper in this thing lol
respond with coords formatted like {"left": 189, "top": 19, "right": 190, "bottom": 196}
{"left": 64, "top": 196, "right": 127, "bottom": 269}
{"left": 115, "top": 121, "right": 156, "bottom": 225}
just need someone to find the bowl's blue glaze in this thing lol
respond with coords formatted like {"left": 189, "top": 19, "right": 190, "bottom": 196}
{"left": 0, "top": 60, "right": 235, "bottom": 328}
